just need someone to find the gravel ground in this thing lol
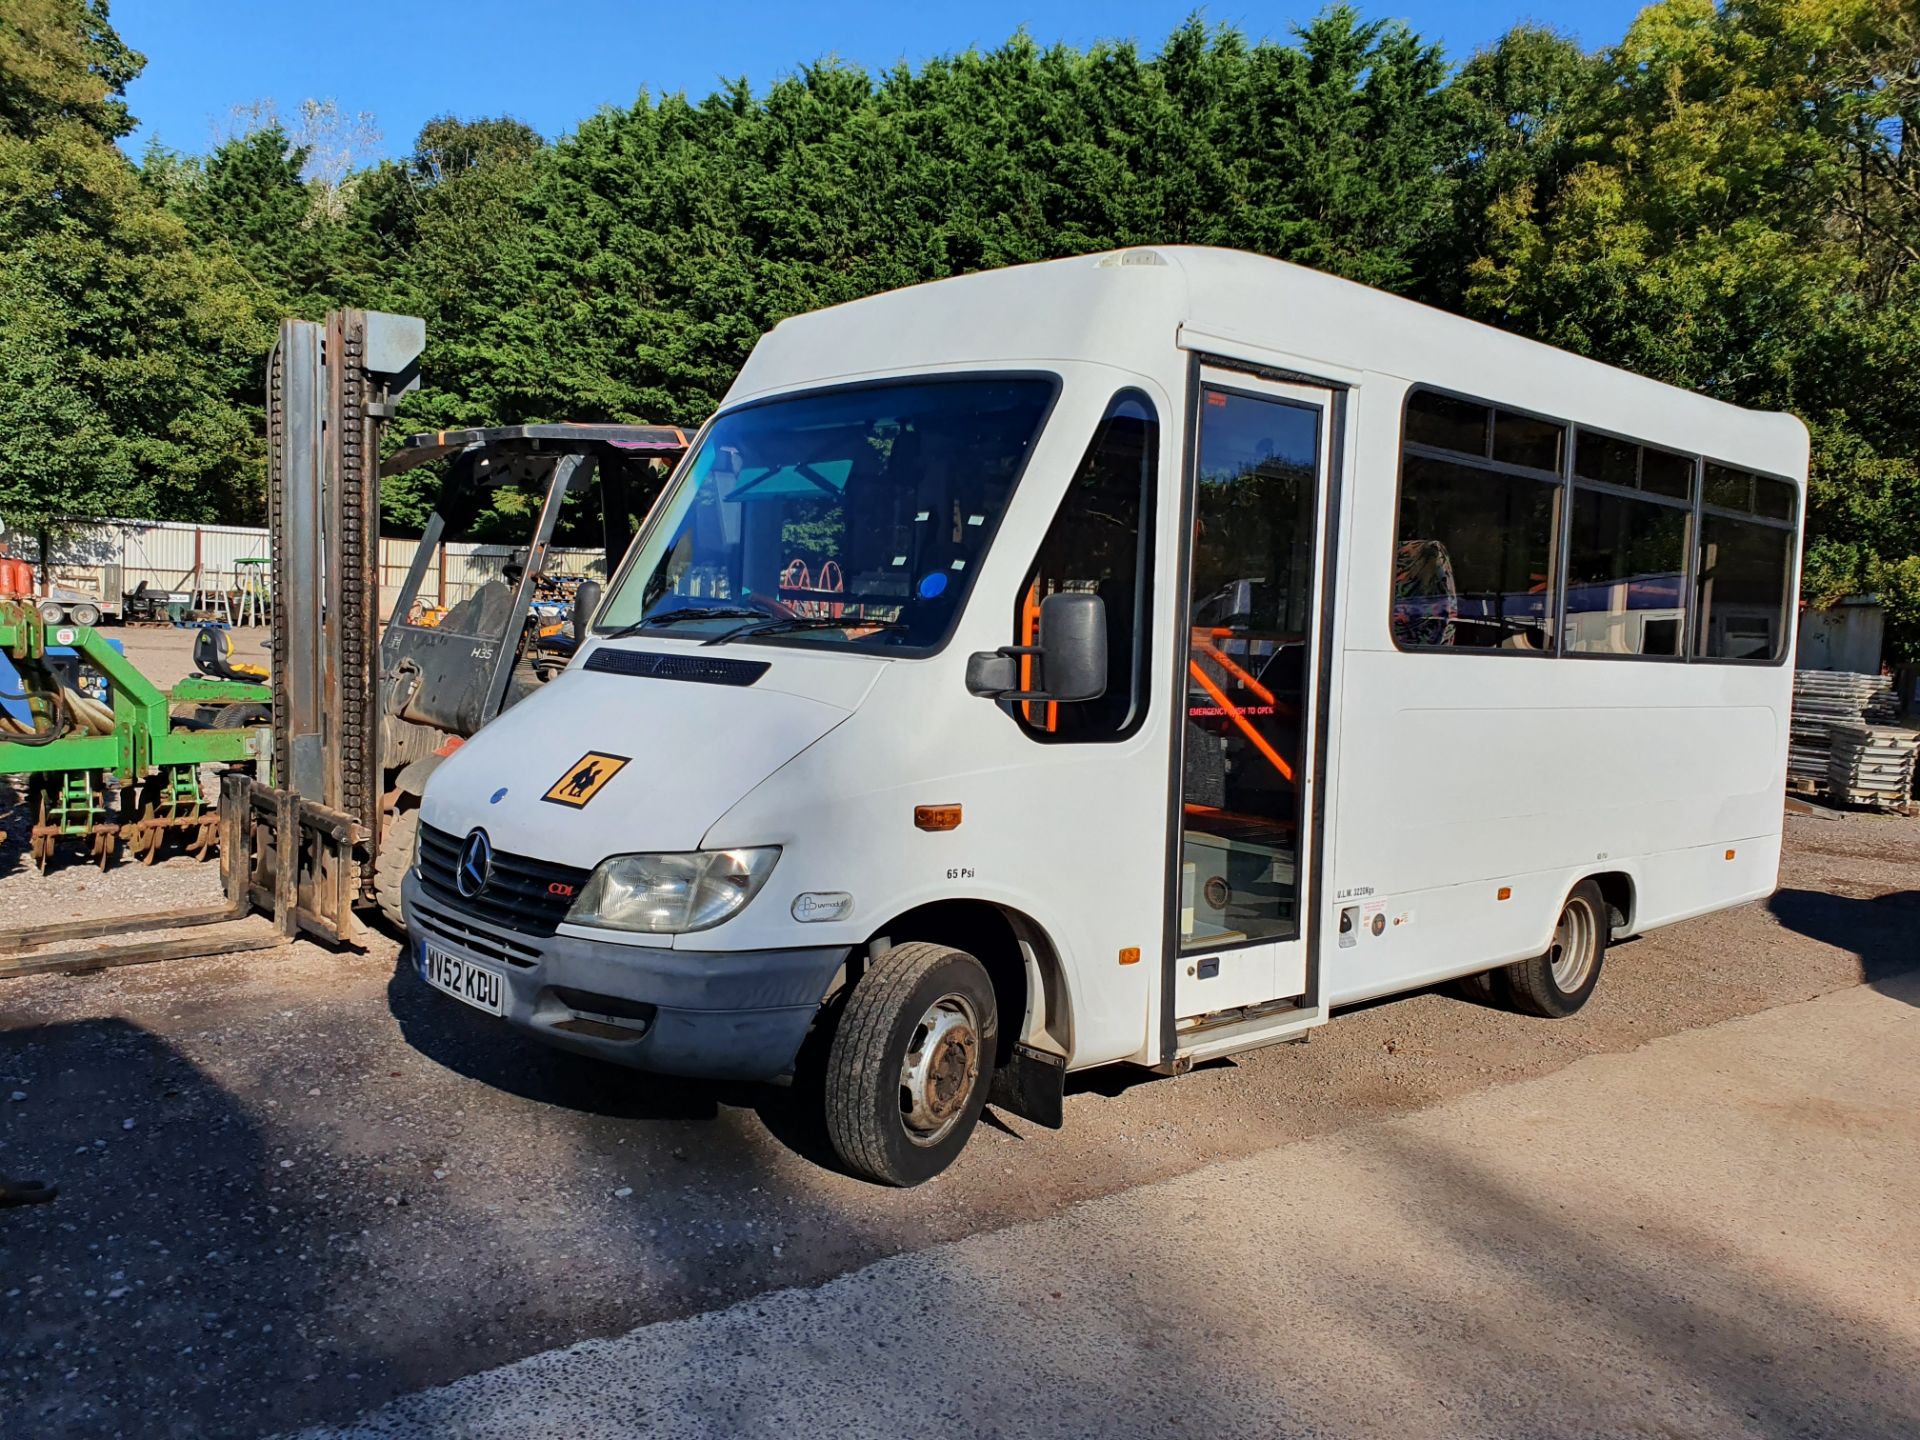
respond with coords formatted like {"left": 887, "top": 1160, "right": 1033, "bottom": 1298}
{"left": 1, "top": 799, "right": 1914, "bottom": 1439}
{"left": 100, "top": 625, "right": 273, "bottom": 691}
{"left": 296, "top": 973, "right": 1920, "bottom": 1440}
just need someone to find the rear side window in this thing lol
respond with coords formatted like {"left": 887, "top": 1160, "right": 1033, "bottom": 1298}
{"left": 1396, "top": 387, "right": 1798, "bottom": 666}
{"left": 1564, "top": 429, "right": 1694, "bottom": 657}
{"left": 1394, "top": 392, "right": 1566, "bottom": 653}
{"left": 1012, "top": 391, "right": 1157, "bottom": 740}
{"left": 1696, "top": 462, "right": 1797, "bottom": 661}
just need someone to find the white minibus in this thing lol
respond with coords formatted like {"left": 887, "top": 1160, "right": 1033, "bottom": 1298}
{"left": 405, "top": 248, "right": 1806, "bottom": 1185}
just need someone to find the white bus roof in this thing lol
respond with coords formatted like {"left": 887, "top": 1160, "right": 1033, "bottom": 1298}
{"left": 727, "top": 246, "right": 1808, "bottom": 486}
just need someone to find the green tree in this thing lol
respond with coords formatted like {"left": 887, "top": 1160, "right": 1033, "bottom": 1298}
{"left": 159, "top": 123, "right": 344, "bottom": 317}
{"left": 0, "top": 0, "right": 270, "bottom": 523}
{"left": 1464, "top": 0, "right": 1920, "bottom": 657}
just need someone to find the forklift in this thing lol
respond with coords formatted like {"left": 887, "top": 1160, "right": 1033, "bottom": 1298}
{"left": 371, "top": 423, "right": 688, "bottom": 926}
{"left": 0, "top": 310, "right": 690, "bottom": 972}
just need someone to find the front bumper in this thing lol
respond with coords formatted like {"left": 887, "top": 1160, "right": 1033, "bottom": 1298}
{"left": 403, "top": 873, "right": 846, "bottom": 1080}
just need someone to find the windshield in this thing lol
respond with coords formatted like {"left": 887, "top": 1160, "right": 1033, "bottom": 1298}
{"left": 597, "top": 376, "right": 1056, "bottom": 650}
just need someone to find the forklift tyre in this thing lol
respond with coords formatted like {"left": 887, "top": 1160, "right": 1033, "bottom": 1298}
{"left": 213, "top": 702, "right": 272, "bottom": 729}
{"left": 375, "top": 807, "right": 419, "bottom": 933}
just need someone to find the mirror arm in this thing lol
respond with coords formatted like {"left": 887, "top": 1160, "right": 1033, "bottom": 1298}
{"left": 966, "top": 644, "right": 1053, "bottom": 701}
{"left": 990, "top": 643, "right": 1052, "bottom": 701}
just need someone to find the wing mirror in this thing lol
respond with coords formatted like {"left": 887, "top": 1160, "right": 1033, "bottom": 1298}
{"left": 572, "top": 579, "right": 603, "bottom": 648}
{"left": 966, "top": 591, "right": 1108, "bottom": 703}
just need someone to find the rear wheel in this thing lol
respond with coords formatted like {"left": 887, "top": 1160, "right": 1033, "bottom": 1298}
{"left": 374, "top": 806, "right": 419, "bottom": 933}
{"left": 824, "top": 942, "right": 997, "bottom": 1186}
{"left": 69, "top": 603, "right": 101, "bottom": 627}
{"left": 1502, "top": 879, "right": 1608, "bottom": 1018}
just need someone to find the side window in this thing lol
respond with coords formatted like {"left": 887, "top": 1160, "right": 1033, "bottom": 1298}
{"left": 1696, "top": 465, "right": 1796, "bottom": 661}
{"left": 1013, "top": 391, "right": 1157, "bottom": 740}
{"left": 1565, "top": 432, "right": 1694, "bottom": 656}
{"left": 1393, "top": 390, "right": 1565, "bottom": 652}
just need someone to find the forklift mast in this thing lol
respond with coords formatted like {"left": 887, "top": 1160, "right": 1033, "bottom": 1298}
{"left": 242, "top": 310, "right": 425, "bottom": 942}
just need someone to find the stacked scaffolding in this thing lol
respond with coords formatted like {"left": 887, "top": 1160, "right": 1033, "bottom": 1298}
{"left": 1789, "top": 669, "right": 1913, "bottom": 807}
{"left": 1826, "top": 722, "right": 1919, "bottom": 809}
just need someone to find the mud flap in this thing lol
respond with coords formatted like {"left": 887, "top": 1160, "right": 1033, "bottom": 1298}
{"left": 988, "top": 1042, "right": 1066, "bottom": 1129}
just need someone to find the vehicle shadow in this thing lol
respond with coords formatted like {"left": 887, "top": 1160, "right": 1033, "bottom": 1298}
{"left": 0, "top": 1017, "right": 391, "bottom": 1439}
{"left": 382, "top": 953, "right": 842, "bottom": 1171}
{"left": 1767, "top": 887, "right": 1920, "bottom": 1002}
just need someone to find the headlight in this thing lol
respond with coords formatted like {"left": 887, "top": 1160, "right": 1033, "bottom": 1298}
{"left": 566, "top": 847, "right": 781, "bottom": 934}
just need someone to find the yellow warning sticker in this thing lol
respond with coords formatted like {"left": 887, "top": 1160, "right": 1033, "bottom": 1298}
{"left": 541, "top": 751, "right": 632, "bottom": 809}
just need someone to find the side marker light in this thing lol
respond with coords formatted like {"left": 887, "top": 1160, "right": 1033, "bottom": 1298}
{"left": 915, "top": 805, "right": 962, "bottom": 832}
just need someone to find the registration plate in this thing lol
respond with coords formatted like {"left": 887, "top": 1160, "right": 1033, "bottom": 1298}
{"left": 420, "top": 940, "right": 505, "bottom": 1017}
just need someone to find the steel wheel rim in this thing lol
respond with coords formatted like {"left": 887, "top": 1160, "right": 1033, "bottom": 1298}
{"left": 1548, "top": 897, "right": 1598, "bottom": 992}
{"left": 898, "top": 992, "right": 980, "bottom": 1147}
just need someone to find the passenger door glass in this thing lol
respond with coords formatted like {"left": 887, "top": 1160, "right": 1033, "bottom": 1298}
{"left": 1179, "top": 385, "right": 1321, "bottom": 954}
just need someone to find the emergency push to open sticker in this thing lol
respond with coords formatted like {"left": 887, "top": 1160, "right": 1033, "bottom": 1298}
{"left": 542, "top": 751, "right": 632, "bottom": 809}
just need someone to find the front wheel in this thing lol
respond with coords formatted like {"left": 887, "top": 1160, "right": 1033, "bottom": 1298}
{"left": 824, "top": 942, "right": 997, "bottom": 1186}
{"left": 1502, "top": 879, "right": 1608, "bottom": 1018}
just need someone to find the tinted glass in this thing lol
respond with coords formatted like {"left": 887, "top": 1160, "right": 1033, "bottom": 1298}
{"left": 598, "top": 378, "right": 1052, "bottom": 651}
{"left": 1015, "top": 393, "right": 1157, "bottom": 741}
{"left": 1181, "top": 387, "right": 1319, "bottom": 950}
{"left": 1703, "top": 463, "right": 1753, "bottom": 511}
{"left": 1753, "top": 476, "right": 1796, "bottom": 521}
{"left": 1492, "top": 410, "right": 1565, "bottom": 473}
{"left": 1565, "top": 489, "right": 1689, "bottom": 655}
{"left": 1640, "top": 447, "right": 1694, "bottom": 499}
{"left": 1574, "top": 432, "right": 1637, "bottom": 488}
{"left": 1393, "top": 455, "right": 1559, "bottom": 652}
{"left": 1405, "top": 391, "right": 1489, "bottom": 457}
{"left": 1696, "top": 515, "right": 1792, "bottom": 660}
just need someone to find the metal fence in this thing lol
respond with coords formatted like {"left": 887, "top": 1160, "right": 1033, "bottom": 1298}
{"left": 7, "top": 518, "right": 606, "bottom": 622}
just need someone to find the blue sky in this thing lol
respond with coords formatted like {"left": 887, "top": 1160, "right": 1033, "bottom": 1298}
{"left": 118, "top": 1, "right": 1647, "bottom": 160}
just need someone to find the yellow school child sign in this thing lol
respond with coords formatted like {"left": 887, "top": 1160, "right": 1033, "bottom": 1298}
{"left": 542, "top": 751, "right": 632, "bottom": 809}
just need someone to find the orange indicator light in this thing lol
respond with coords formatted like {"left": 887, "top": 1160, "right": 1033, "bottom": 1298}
{"left": 915, "top": 804, "right": 963, "bottom": 832}
{"left": 1119, "top": 947, "right": 1141, "bottom": 966}
{"left": 1496, "top": 886, "right": 1512, "bottom": 901}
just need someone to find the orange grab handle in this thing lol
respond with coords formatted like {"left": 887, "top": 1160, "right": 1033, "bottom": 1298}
{"left": 1191, "top": 638, "right": 1274, "bottom": 706}
{"left": 1188, "top": 660, "right": 1294, "bottom": 782}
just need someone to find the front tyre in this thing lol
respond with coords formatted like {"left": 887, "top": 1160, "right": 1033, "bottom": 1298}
{"left": 824, "top": 942, "right": 997, "bottom": 1186}
{"left": 1502, "top": 879, "right": 1608, "bottom": 1018}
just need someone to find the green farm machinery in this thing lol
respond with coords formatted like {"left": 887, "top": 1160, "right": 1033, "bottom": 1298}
{"left": 0, "top": 604, "right": 269, "bottom": 870}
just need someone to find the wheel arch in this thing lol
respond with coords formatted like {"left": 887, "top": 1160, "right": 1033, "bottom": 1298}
{"left": 862, "top": 898, "right": 1074, "bottom": 1065}
{"left": 1583, "top": 870, "right": 1637, "bottom": 938}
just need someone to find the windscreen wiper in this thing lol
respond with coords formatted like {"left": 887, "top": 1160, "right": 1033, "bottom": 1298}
{"left": 701, "top": 615, "right": 908, "bottom": 647}
{"left": 600, "top": 606, "right": 765, "bottom": 640}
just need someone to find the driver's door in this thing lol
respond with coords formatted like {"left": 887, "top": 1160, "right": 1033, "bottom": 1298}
{"left": 1171, "top": 370, "right": 1332, "bottom": 1019}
